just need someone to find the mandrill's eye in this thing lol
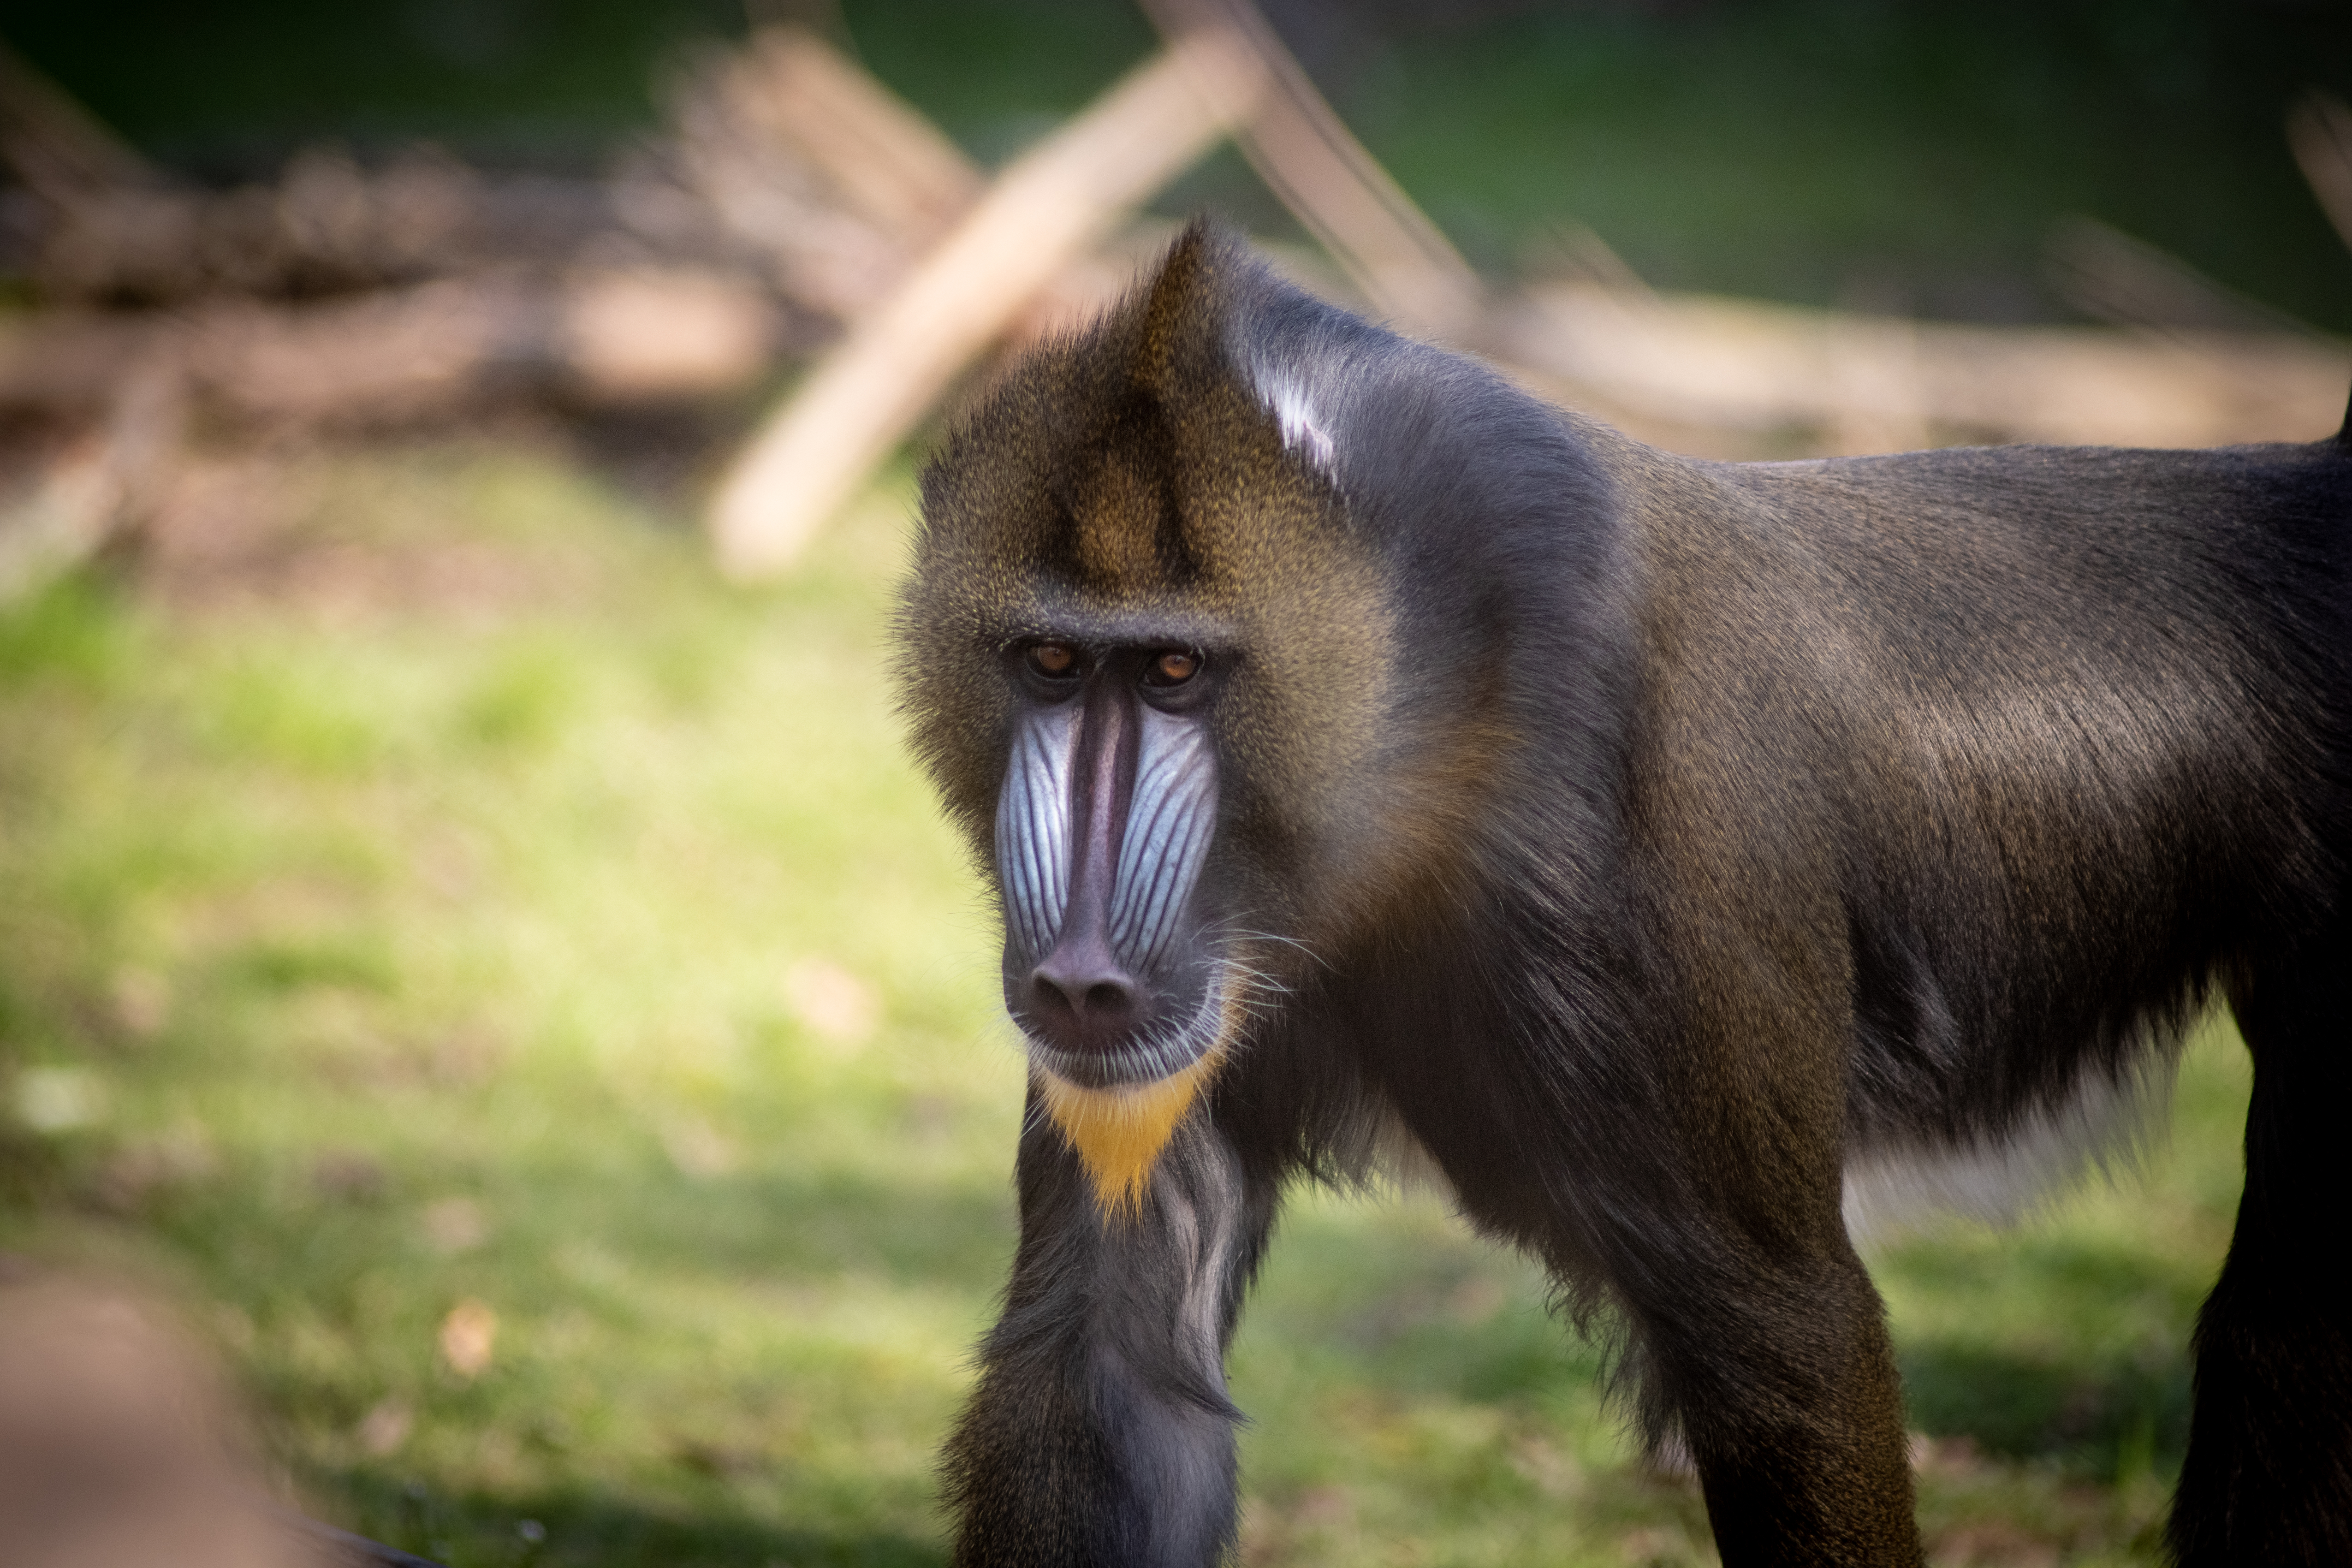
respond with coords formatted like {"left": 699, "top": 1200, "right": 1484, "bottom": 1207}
{"left": 1025, "top": 641, "right": 1080, "bottom": 679}
{"left": 1143, "top": 649, "right": 1201, "bottom": 688}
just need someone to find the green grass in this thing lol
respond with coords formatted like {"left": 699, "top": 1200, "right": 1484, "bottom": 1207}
{"left": 0, "top": 440, "right": 2249, "bottom": 1565}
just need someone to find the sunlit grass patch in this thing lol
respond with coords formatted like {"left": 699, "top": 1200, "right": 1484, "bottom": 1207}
{"left": 0, "top": 438, "right": 2248, "bottom": 1566}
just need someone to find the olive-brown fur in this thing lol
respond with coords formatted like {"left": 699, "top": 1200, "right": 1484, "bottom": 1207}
{"left": 894, "top": 221, "right": 2352, "bottom": 1567}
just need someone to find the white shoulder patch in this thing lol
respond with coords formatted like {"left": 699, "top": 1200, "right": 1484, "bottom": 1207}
{"left": 1258, "top": 370, "right": 1338, "bottom": 478}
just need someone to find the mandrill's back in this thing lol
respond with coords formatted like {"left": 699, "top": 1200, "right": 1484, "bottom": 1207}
{"left": 1609, "top": 430, "right": 2352, "bottom": 1158}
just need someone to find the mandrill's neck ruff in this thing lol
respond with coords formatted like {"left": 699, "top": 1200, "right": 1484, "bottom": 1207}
{"left": 894, "top": 222, "right": 1529, "bottom": 1211}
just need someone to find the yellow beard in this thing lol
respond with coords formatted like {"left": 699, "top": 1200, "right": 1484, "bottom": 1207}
{"left": 1036, "top": 1049, "right": 1224, "bottom": 1214}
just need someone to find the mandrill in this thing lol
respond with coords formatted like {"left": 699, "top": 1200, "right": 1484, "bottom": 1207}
{"left": 893, "top": 220, "right": 2352, "bottom": 1567}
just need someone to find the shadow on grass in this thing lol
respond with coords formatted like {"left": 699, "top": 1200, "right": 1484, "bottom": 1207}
{"left": 591, "top": 1164, "right": 1016, "bottom": 1287}
{"left": 1884, "top": 1232, "right": 2210, "bottom": 1478}
{"left": 321, "top": 1471, "right": 945, "bottom": 1568}
{"left": 136, "top": 1148, "right": 1019, "bottom": 1313}
{"left": 1900, "top": 1339, "right": 2191, "bottom": 1477}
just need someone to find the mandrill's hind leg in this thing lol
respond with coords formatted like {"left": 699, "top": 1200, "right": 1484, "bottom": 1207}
{"left": 1603, "top": 1179, "right": 1922, "bottom": 1566}
{"left": 1387, "top": 1005, "right": 1924, "bottom": 1566}
{"left": 944, "top": 1092, "right": 1277, "bottom": 1568}
{"left": 2170, "top": 924, "right": 2352, "bottom": 1565}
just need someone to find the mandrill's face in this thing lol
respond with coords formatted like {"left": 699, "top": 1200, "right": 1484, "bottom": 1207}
{"left": 893, "top": 240, "right": 1416, "bottom": 1209}
{"left": 974, "top": 615, "right": 1253, "bottom": 1211}
{"left": 992, "top": 636, "right": 1227, "bottom": 1094}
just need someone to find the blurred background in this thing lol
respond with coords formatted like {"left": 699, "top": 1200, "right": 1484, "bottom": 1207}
{"left": 0, "top": 3, "right": 2345, "bottom": 1564}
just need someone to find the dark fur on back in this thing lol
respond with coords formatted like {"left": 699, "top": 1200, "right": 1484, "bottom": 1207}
{"left": 900, "top": 221, "right": 2352, "bottom": 1566}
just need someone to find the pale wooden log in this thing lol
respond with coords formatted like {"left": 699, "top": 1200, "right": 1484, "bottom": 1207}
{"left": 707, "top": 30, "right": 1269, "bottom": 580}
{"left": 189, "top": 280, "right": 519, "bottom": 422}
{"left": 15, "top": 148, "right": 621, "bottom": 305}
{"left": 668, "top": 25, "right": 983, "bottom": 321}
{"left": 0, "top": 352, "right": 182, "bottom": 603}
{"left": 725, "top": 25, "right": 979, "bottom": 242}
{"left": 2288, "top": 94, "right": 2352, "bottom": 258}
{"left": 0, "top": 309, "right": 165, "bottom": 410}
{"left": 1138, "top": 0, "right": 1480, "bottom": 341}
{"left": 2046, "top": 214, "right": 2315, "bottom": 335}
{"left": 0, "top": 36, "right": 156, "bottom": 200}
{"left": 1497, "top": 283, "right": 2352, "bottom": 451}
{"left": 196, "top": 270, "right": 777, "bottom": 419}
{"left": 559, "top": 267, "right": 778, "bottom": 400}
{"left": 0, "top": 50, "right": 500, "bottom": 303}
{"left": 0, "top": 269, "right": 778, "bottom": 426}
{"left": 1820, "top": 309, "right": 1929, "bottom": 456}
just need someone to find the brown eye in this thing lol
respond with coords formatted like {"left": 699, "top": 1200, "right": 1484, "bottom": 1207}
{"left": 1145, "top": 650, "right": 1200, "bottom": 687}
{"left": 1027, "top": 641, "right": 1078, "bottom": 678}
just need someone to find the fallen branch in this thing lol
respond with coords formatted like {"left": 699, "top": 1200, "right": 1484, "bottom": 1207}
{"left": 1495, "top": 283, "right": 2351, "bottom": 451}
{"left": 0, "top": 36, "right": 154, "bottom": 202}
{"left": 707, "top": 28, "right": 1271, "bottom": 579}
{"left": 0, "top": 352, "right": 180, "bottom": 602}
{"left": 1138, "top": 0, "right": 1480, "bottom": 341}
{"left": 7, "top": 148, "right": 666, "bottom": 307}
{"left": 2288, "top": 93, "right": 2352, "bottom": 259}
{"left": 2045, "top": 214, "right": 2319, "bottom": 337}
{"left": 704, "top": 24, "right": 977, "bottom": 244}
{"left": 666, "top": 24, "right": 982, "bottom": 319}
{"left": 0, "top": 268, "right": 779, "bottom": 425}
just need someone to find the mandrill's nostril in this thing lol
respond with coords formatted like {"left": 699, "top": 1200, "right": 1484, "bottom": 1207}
{"left": 1028, "top": 943, "right": 1142, "bottom": 1050}
{"left": 1030, "top": 968, "right": 1139, "bottom": 1021}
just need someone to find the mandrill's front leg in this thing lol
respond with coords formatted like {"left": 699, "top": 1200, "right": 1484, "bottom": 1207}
{"left": 944, "top": 1093, "right": 1276, "bottom": 1568}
